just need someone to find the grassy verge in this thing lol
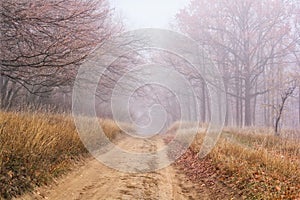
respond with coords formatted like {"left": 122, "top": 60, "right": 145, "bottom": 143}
{"left": 165, "top": 124, "right": 300, "bottom": 199}
{"left": 0, "top": 111, "right": 124, "bottom": 199}
{"left": 190, "top": 130, "right": 300, "bottom": 199}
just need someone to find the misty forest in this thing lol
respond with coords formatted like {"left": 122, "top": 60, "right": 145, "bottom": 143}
{"left": 1, "top": 0, "right": 300, "bottom": 199}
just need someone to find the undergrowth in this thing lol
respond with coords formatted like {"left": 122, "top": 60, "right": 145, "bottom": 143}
{"left": 166, "top": 123, "right": 300, "bottom": 199}
{"left": 0, "top": 111, "right": 123, "bottom": 199}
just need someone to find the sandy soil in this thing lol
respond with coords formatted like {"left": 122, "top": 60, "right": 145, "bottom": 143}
{"left": 15, "top": 136, "right": 226, "bottom": 200}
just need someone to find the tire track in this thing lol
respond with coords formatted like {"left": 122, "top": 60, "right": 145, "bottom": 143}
{"left": 16, "top": 136, "right": 208, "bottom": 200}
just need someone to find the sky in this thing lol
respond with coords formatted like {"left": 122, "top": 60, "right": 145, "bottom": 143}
{"left": 110, "top": 0, "right": 190, "bottom": 30}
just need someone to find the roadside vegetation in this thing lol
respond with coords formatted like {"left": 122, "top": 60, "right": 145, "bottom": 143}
{"left": 0, "top": 111, "right": 124, "bottom": 199}
{"left": 167, "top": 123, "right": 300, "bottom": 199}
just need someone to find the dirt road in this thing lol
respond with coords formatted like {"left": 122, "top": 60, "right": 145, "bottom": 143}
{"left": 16, "top": 136, "right": 216, "bottom": 200}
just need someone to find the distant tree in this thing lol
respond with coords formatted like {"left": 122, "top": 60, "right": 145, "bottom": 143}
{"left": 273, "top": 82, "right": 296, "bottom": 136}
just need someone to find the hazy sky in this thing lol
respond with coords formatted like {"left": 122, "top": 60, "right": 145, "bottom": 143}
{"left": 110, "top": 0, "right": 190, "bottom": 29}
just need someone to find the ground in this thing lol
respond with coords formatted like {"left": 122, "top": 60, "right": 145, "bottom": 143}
{"left": 15, "top": 136, "right": 238, "bottom": 200}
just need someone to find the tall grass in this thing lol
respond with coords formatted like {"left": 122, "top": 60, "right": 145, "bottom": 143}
{"left": 189, "top": 129, "right": 300, "bottom": 199}
{"left": 0, "top": 111, "right": 124, "bottom": 199}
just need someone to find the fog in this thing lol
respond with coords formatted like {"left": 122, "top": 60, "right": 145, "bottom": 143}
{"left": 110, "top": 0, "right": 189, "bottom": 29}
{"left": 1, "top": 0, "right": 300, "bottom": 134}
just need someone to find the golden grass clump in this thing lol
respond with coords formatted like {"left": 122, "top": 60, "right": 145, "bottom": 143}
{"left": 0, "top": 111, "right": 86, "bottom": 199}
{"left": 0, "top": 111, "right": 124, "bottom": 199}
{"left": 99, "top": 119, "right": 125, "bottom": 141}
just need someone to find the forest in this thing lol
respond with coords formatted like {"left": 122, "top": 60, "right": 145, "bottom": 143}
{"left": 0, "top": 0, "right": 300, "bottom": 199}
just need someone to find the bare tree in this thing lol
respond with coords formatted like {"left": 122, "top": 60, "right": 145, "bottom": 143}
{"left": 176, "top": 0, "right": 299, "bottom": 126}
{"left": 0, "top": 0, "right": 116, "bottom": 109}
{"left": 274, "top": 82, "right": 296, "bottom": 136}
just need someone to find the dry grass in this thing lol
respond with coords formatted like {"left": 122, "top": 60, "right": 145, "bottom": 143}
{"left": 165, "top": 121, "right": 204, "bottom": 135}
{"left": 223, "top": 128, "right": 300, "bottom": 161}
{"left": 189, "top": 128, "right": 300, "bottom": 199}
{"left": 0, "top": 111, "right": 125, "bottom": 199}
{"left": 100, "top": 119, "right": 135, "bottom": 139}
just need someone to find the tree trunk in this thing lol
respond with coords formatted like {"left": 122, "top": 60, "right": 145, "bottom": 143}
{"left": 235, "top": 74, "right": 241, "bottom": 127}
{"left": 201, "top": 81, "right": 206, "bottom": 122}
{"left": 244, "top": 77, "right": 252, "bottom": 126}
{"left": 252, "top": 82, "right": 258, "bottom": 126}
{"left": 224, "top": 83, "right": 229, "bottom": 126}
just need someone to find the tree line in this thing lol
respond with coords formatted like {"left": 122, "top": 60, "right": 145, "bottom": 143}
{"left": 175, "top": 0, "right": 300, "bottom": 130}
{"left": 1, "top": 0, "right": 117, "bottom": 110}
{"left": 1, "top": 0, "right": 299, "bottom": 134}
